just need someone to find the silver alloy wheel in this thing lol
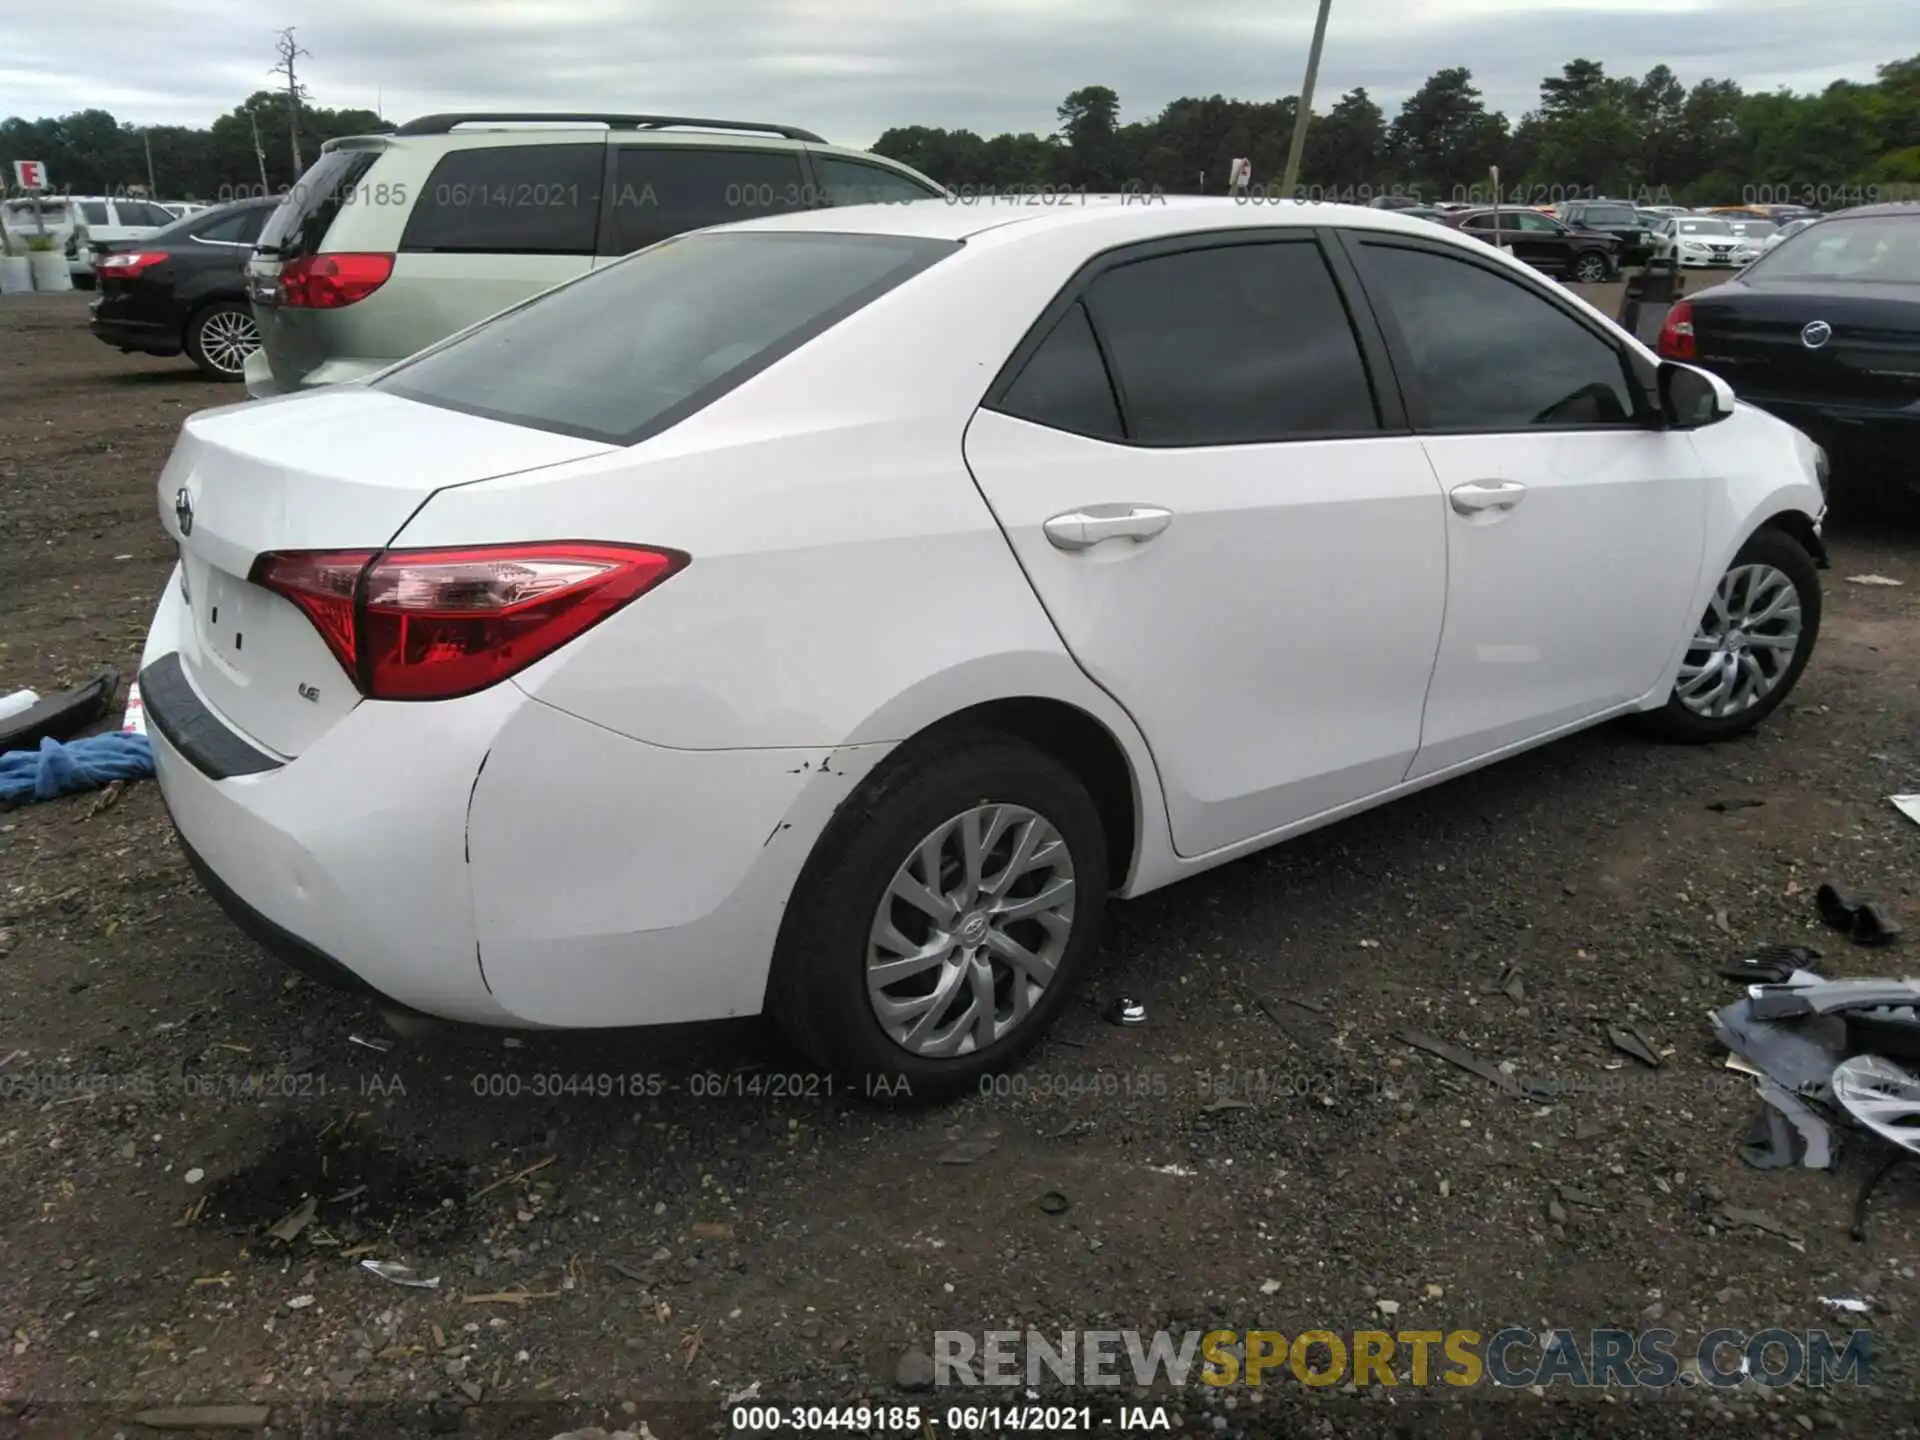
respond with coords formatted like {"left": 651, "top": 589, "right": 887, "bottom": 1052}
{"left": 866, "top": 803, "right": 1076, "bottom": 1058}
{"left": 197, "top": 309, "right": 260, "bottom": 376}
{"left": 1574, "top": 253, "right": 1608, "bottom": 283}
{"left": 1675, "top": 561, "right": 1804, "bottom": 718}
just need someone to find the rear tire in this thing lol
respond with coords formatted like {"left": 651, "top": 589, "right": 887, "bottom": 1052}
{"left": 1572, "top": 251, "right": 1611, "bottom": 284}
{"left": 768, "top": 729, "right": 1109, "bottom": 1101}
{"left": 1640, "top": 526, "right": 1821, "bottom": 743}
{"left": 184, "top": 301, "right": 260, "bottom": 382}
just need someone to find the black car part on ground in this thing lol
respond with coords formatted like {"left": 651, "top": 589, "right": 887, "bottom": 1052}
{"left": 0, "top": 666, "right": 120, "bottom": 755}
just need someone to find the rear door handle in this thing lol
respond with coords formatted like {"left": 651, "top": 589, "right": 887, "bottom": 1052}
{"left": 1043, "top": 504, "right": 1174, "bottom": 551}
{"left": 1448, "top": 480, "right": 1527, "bottom": 515}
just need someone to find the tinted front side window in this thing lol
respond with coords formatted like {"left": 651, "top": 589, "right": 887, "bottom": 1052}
{"left": 1358, "top": 243, "right": 1637, "bottom": 429}
{"left": 1082, "top": 242, "right": 1379, "bottom": 445}
{"left": 996, "top": 301, "right": 1123, "bottom": 440}
{"left": 605, "top": 147, "right": 810, "bottom": 254}
{"left": 814, "top": 156, "right": 939, "bottom": 207}
{"left": 402, "top": 144, "right": 603, "bottom": 255}
{"left": 79, "top": 201, "right": 110, "bottom": 225}
{"left": 378, "top": 231, "right": 956, "bottom": 445}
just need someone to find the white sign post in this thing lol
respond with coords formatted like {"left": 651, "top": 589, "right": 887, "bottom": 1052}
{"left": 11, "top": 161, "right": 50, "bottom": 237}
{"left": 1229, "top": 157, "right": 1252, "bottom": 195}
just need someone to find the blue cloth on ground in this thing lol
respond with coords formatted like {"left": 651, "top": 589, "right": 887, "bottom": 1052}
{"left": 0, "top": 733, "right": 154, "bottom": 805}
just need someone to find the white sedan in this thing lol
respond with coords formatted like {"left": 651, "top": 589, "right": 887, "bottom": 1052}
{"left": 1652, "top": 215, "right": 1763, "bottom": 268}
{"left": 139, "top": 198, "right": 1828, "bottom": 1094}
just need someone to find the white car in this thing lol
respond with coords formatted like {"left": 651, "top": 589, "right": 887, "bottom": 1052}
{"left": 1652, "top": 215, "right": 1763, "bottom": 269}
{"left": 1762, "top": 216, "right": 1819, "bottom": 253}
{"left": 22, "top": 195, "right": 175, "bottom": 282}
{"left": 139, "top": 198, "right": 1828, "bottom": 1094}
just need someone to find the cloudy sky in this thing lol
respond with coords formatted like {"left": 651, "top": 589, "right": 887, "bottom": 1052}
{"left": 2, "top": 0, "right": 1911, "bottom": 144}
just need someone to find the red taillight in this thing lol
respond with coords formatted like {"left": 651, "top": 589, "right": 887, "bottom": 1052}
{"left": 278, "top": 253, "right": 393, "bottom": 309}
{"left": 250, "top": 543, "right": 686, "bottom": 701}
{"left": 98, "top": 250, "right": 169, "bottom": 279}
{"left": 1656, "top": 299, "right": 1696, "bottom": 360}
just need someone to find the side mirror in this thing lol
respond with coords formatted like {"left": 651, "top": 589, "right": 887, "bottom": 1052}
{"left": 1658, "top": 360, "right": 1735, "bottom": 428}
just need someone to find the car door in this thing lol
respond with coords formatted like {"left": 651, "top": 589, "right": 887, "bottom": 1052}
{"left": 1339, "top": 231, "right": 1708, "bottom": 778}
{"left": 962, "top": 233, "right": 1450, "bottom": 857}
{"left": 594, "top": 143, "right": 816, "bottom": 267}
{"left": 1511, "top": 212, "right": 1568, "bottom": 270}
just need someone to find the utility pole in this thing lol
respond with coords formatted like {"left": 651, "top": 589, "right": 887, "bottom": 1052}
{"left": 1280, "top": 0, "right": 1335, "bottom": 196}
{"left": 248, "top": 104, "right": 271, "bottom": 191}
{"left": 143, "top": 129, "right": 157, "bottom": 198}
{"left": 270, "top": 27, "right": 312, "bottom": 174}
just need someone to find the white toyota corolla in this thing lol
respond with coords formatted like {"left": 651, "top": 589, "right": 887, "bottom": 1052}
{"left": 142, "top": 197, "right": 1828, "bottom": 1095}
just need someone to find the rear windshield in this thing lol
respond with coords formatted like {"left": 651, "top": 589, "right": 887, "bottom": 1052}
{"left": 1743, "top": 215, "right": 1920, "bottom": 284}
{"left": 376, "top": 230, "right": 958, "bottom": 445}
{"left": 1581, "top": 205, "right": 1639, "bottom": 225}
{"left": 255, "top": 147, "right": 382, "bottom": 259}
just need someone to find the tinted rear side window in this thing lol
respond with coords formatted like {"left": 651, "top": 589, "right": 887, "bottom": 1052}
{"left": 995, "top": 301, "right": 1123, "bottom": 440}
{"left": 195, "top": 207, "right": 266, "bottom": 243}
{"left": 1083, "top": 241, "right": 1380, "bottom": 445}
{"left": 813, "top": 156, "right": 941, "bottom": 207}
{"left": 255, "top": 148, "right": 381, "bottom": 259}
{"left": 402, "top": 144, "right": 603, "bottom": 255}
{"left": 604, "top": 147, "right": 812, "bottom": 255}
{"left": 377, "top": 231, "right": 956, "bottom": 445}
{"left": 79, "top": 201, "right": 110, "bottom": 225}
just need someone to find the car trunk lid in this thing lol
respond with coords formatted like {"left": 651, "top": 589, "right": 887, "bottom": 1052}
{"left": 1691, "top": 280, "right": 1920, "bottom": 408}
{"left": 157, "top": 387, "right": 614, "bottom": 759}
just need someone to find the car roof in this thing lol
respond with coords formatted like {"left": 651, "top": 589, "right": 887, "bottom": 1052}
{"left": 714, "top": 195, "right": 1487, "bottom": 249}
{"left": 1832, "top": 201, "right": 1920, "bottom": 218}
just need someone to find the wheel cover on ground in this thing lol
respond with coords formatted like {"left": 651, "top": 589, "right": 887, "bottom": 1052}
{"left": 197, "top": 310, "right": 260, "bottom": 375}
{"left": 865, "top": 803, "right": 1076, "bottom": 1058}
{"left": 1675, "top": 561, "right": 1804, "bottom": 718}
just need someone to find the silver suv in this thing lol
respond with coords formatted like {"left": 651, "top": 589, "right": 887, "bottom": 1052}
{"left": 242, "top": 111, "right": 946, "bottom": 398}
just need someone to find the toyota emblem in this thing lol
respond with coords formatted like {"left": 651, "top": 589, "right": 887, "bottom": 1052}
{"left": 1800, "top": 320, "right": 1832, "bottom": 350}
{"left": 174, "top": 487, "right": 194, "bottom": 536}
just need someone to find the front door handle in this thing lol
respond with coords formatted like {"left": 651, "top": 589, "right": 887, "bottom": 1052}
{"left": 1448, "top": 480, "right": 1527, "bottom": 515}
{"left": 1043, "top": 504, "right": 1174, "bottom": 551}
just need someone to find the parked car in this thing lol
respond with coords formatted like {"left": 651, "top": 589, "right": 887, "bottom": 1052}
{"left": 61, "top": 195, "right": 174, "bottom": 284}
{"left": 157, "top": 200, "right": 215, "bottom": 221}
{"left": 1649, "top": 215, "right": 1763, "bottom": 270}
{"left": 1554, "top": 199, "right": 1657, "bottom": 263}
{"left": 142, "top": 197, "right": 1827, "bottom": 1092}
{"left": 1442, "top": 206, "right": 1621, "bottom": 282}
{"left": 242, "top": 111, "right": 947, "bottom": 399}
{"left": 88, "top": 197, "right": 278, "bottom": 379}
{"left": 1659, "top": 202, "right": 1919, "bottom": 508}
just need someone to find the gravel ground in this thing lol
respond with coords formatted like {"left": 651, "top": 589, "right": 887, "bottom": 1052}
{"left": 2, "top": 291, "right": 1919, "bottom": 1440}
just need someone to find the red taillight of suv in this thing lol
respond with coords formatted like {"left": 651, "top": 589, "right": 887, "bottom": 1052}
{"left": 1656, "top": 299, "right": 1696, "bottom": 360}
{"left": 277, "top": 253, "right": 394, "bottom": 308}
{"left": 97, "top": 251, "right": 170, "bottom": 280}
{"left": 251, "top": 543, "right": 688, "bottom": 701}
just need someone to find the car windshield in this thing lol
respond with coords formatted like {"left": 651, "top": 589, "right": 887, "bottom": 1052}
{"left": 1742, "top": 214, "right": 1920, "bottom": 284}
{"left": 1675, "top": 219, "right": 1733, "bottom": 236}
{"left": 377, "top": 229, "right": 959, "bottom": 446}
{"left": 1729, "top": 219, "right": 1776, "bottom": 236}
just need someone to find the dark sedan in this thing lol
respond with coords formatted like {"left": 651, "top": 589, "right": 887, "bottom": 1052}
{"left": 1658, "top": 203, "right": 1920, "bottom": 508}
{"left": 1441, "top": 207, "right": 1622, "bottom": 283}
{"left": 87, "top": 197, "right": 277, "bottom": 380}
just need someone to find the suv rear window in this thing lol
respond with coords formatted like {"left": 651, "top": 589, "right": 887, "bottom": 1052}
{"left": 604, "top": 147, "right": 810, "bottom": 255}
{"left": 377, "top": 230, "right": 956, "bottom": 446}
{"left": 256, "top": 148, "right": 382, "bottom": 259}
{"left": 1580, "top": 206, "right": 1639, "bottom": 225}
{"left": 402, "top": 143, "right": 603, "bottom": 255}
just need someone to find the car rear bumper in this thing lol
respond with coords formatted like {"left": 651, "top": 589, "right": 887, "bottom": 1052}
{"left": 243, "top": 348, "right": 389, "bottom": 399}
{"left": 140, "top": 567, "right": 870, "bottom": 1029}
{"left": 89, "top": 312, "right": 179, "bottom": 356}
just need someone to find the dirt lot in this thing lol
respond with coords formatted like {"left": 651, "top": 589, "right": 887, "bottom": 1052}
{"left": 2, "top": 289, "right": 1919, "bottom": 1440}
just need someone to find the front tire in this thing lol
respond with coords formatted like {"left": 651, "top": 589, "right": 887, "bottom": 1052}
{"left": 768, "top": 729, "right": 1109, "bottom": 1100}
{"left": 185, "top": 301, "right": 261, "bottom": 381}
{"left": 1642, "top": 526, "right": 1821, "bottom": 742}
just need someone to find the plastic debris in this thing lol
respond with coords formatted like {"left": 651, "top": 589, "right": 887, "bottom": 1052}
{"left": 361, "top": 1259, "right": 441, "bottom": 1289}
{"left": 0, "top": 666, "right": 119, "bottom": 756}
{"left": 1892, "top": 795, "right": 1920, "bottom": 829}
{"left": 125, "top": 1407, "right": 272, "bottom": 1431}
{"left": 1607, "top": 1026, "right": 1662, "bottom": 1068}
{"left": 1037, "top": 1189, "right": 1071, "bottom": 1215}
{"left": 0, "top": 690, "right": 39, "bottom": 722}
{"left": 1819, "top": 1296, "right": 1870, "bottom": 1314}
{"left": 1397, "top": 1028, "right": 1556, "bottom": 1100}
{"left": 265, "top": 1195, "right": 318, "bottom": 1244}
{"left": 1845, "top": 574, "right": 1904, "bottom": 586}
{"left": 1831, "top": 1054, "right": 1920, "bottom": 1154}
{"left": 1815, "top": 882, "right": 1903, "bottom": 947}
{"left": 1106, "top": 997, "right": 1147, "bottom": 1026}
{"left": 0, "top": 732, "right": 153, "bottom": 805}
{"left": 120, "top": 679, "right": 146, "bottom": 736}
{"left": 347, "top": 1033, "right": 394, "bottom": 1053}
